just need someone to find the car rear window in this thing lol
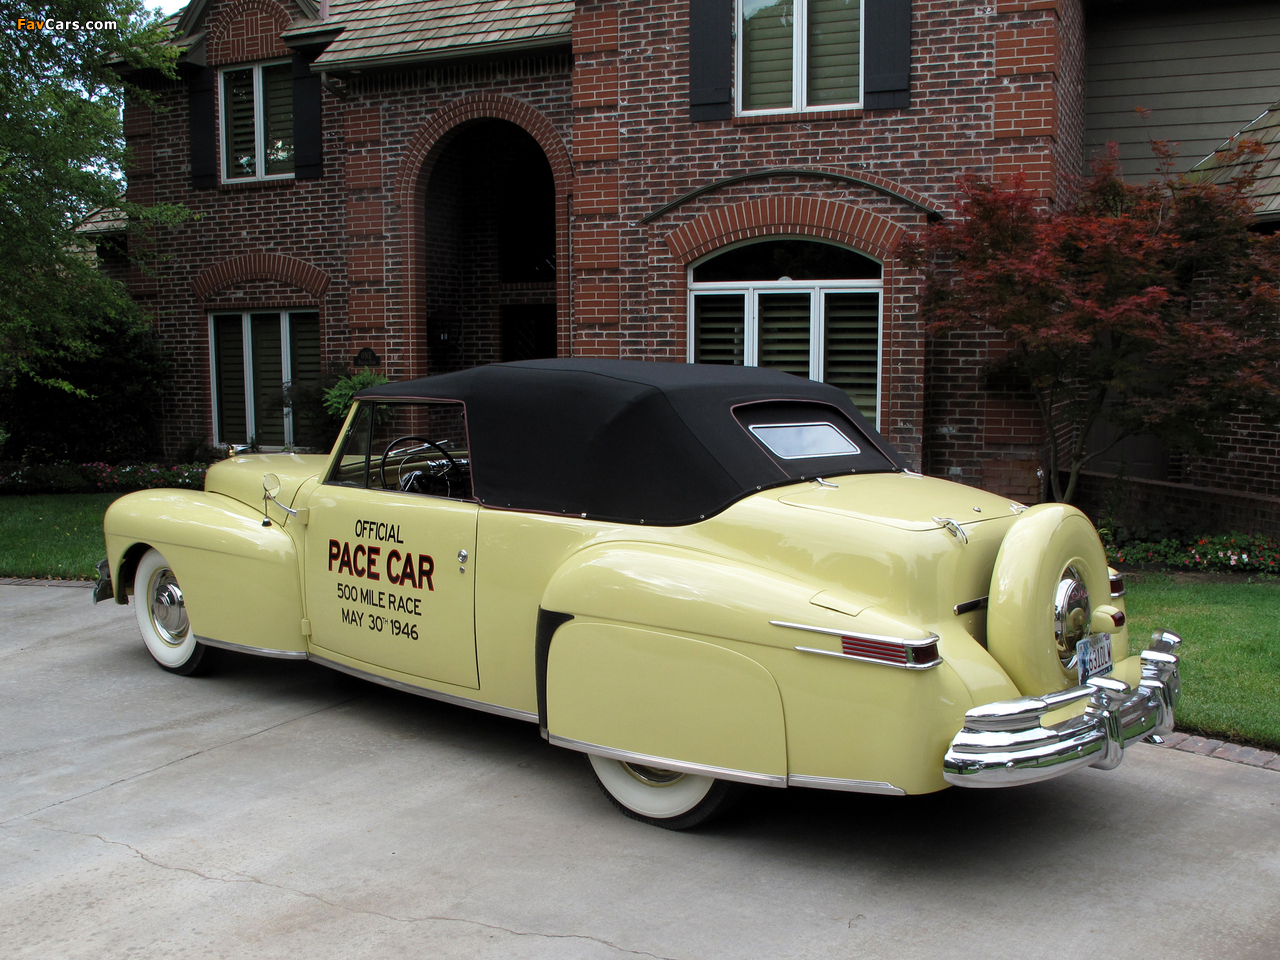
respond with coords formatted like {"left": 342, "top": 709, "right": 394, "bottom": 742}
{"left": 734, "top": 400, "right": 895, "bottom": 478}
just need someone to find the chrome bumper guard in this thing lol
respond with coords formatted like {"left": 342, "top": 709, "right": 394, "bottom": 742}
{"left": 943, "top": 631, "right": 1182, "bottom": 788}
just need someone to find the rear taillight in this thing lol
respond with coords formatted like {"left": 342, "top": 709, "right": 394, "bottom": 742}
{"left": 841, "top": 635, "right": 908, "bottom": 664}
{"left": 838, "top": 634, "right": 942, "bottom": 670}
{"left": 773, "top": 621, "right": 944, "bottom": 670}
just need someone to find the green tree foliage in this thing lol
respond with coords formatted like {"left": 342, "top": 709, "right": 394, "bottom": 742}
{"left": 904, "top": 145, "right": 1280, "bottom": 503}
{"left": 0, "top": 0, "right": 182, "bottom": 452}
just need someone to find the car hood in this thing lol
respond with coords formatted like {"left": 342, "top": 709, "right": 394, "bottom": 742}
{"left": 204, "top": 454, "right": 330, "bottom": 513}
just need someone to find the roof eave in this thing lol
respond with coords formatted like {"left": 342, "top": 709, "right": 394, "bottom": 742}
{"left": 316, "top": 32, "right": 571, "bottom": 73}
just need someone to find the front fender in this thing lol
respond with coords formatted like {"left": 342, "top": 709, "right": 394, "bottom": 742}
{"left": 105, "top": 490, "right": 306, "bottom": 654}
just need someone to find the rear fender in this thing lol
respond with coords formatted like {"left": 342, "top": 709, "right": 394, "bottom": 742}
{"left": 105, "top": 489, "right": 306, "bottom": 654}
{"left": 545, "top": 619, "right": 788, "bottom": 782}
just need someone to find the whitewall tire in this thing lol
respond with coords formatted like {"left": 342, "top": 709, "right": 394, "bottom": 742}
{"left": 587, "top": 754, "right": 743, "bottom": 830}
{"left": 134, "top": 548, "right": 208, "bottom": 676}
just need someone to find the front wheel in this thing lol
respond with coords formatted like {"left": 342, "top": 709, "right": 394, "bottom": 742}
{"left": 587, "top": 754, "right": 743, "bottom": 830}
{"left": 134, "top": 548, "right": 209, "bottom": 676}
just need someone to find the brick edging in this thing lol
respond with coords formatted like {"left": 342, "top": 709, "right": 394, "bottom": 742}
{"left": 1153, "top": 732, "right": 1280, "bottom": 772}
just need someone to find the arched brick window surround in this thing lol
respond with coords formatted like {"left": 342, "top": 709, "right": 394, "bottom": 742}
{"left": 665, "top": 197, "right": 906, "bottom": 264}
{"left": 664, "top": 197, "right": 920, "bottom": 433}
{"left": 205, "top": 0, "right": 292, "bottom": 66}
{"left": 393, "top": 94, "right": 573, "bottom": 377}
{"left": 191, "top": 253, "right": 332, "bottom": 300}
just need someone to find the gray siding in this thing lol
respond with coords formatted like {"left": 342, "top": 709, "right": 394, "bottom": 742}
{"left": 1085, "top": 0, "right": 1280, "bottom": 179}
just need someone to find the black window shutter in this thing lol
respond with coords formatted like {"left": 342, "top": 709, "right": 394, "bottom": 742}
{"left": 188, "top": 66, "right": 217, "bottom": 189}
{"left": 864, "top": 0, "right": 911, "bottom": 110}
{"left": 293, "top": 52, "right": 323, "bottom": 179}
{"left": 689, "top": 0, "right": 732, "bottom": 121}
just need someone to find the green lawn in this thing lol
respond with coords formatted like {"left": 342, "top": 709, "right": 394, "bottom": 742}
{"left": 2, "top": 494, "right": 1277, "bottom": 747}
{"left": 1123, "top": 572, "right": 1280, "bottom": 749}
{"left": 0, "top": 493, "right": 119, "bottom": 579}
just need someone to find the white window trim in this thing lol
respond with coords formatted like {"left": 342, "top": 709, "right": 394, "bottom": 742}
{"left": 209, "top": 311, "right": 302, "bottom": 449}
{"left": 735, "top": 0, "right": 864, "bottom": 116}
{"left": 687, "top": 275, "right": 884, "bottom": 428}
{"left": 219, "top": 60, "right": 295, "bottom": 183}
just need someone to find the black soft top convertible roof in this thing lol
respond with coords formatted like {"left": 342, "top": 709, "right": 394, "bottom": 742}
{"left": 358, "top": 359, "right": 907, "bottom": 524}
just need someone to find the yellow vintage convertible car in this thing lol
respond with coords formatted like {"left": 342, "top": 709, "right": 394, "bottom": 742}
{"left": 97, "top": 360, "right": 1182, "bottom": 828}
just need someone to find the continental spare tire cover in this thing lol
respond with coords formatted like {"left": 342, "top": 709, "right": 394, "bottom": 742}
{"left": 987, "top": 503, "right": 1114, "bottom": 696}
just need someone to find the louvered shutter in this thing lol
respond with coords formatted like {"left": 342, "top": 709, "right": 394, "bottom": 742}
{"left": 808, "top": 0, "right": 860, "bottom": 106}
{"left": 293, "top": 52, "right": 323, "bottom": 179}
{"left": 188, "top": 66, "right": 217, "bottom": 189}
{"left": 689, "top": 0, "right": 733, "bottom": 121}
{"left": 823, "top": 292, "right": 879, "bottom": 420}
{"left": 742, "top": 0, "right": 794, "bottom": 111}
{"left": 222, "top": 67, "right": 257, "bottom": 179}
{"left": 863, "top": 0, "right": 911, "bottom": 110}
{"left": 694, "top": 295, "right": 746, "bottom": 364}
{"left": 262, "top": 63, "right": 295, "bottom": 176}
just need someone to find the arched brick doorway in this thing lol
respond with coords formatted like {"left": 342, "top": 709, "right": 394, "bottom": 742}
{"left": 422, "top": 119, "right": 558, "bottom": 374}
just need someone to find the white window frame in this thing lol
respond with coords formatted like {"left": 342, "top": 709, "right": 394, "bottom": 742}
{"left": 735, "top": 0, "right": 864, "bottom": 116}
{"left": 687, "top": 269, "right": 884, "bottom": 427}
{"left": 219, "top": 60, "right": 295, "bottom": 183}
{"left": 208, "top": 311, "right": 302, "bottom": 448}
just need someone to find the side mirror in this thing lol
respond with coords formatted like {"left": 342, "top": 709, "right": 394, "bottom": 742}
{"left": 261, "top": 473, "right": 297, "bottom": 526}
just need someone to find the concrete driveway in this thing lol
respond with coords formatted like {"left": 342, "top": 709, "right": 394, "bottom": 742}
{"left": 2, "top": 584, "right": 1277, "bottom": 960}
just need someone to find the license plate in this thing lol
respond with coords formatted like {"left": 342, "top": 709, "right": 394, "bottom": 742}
{"left": 1077, "top": 633, "right": 1114, "bottom": 684}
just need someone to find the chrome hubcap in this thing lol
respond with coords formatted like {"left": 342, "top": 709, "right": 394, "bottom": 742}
{"left": 149, "top": 570, "right": 189, "bottom": 646}
{"left": 621, "top": 762, "right": 685, "bottom": 787}
{"left": 1053, "top": 565, "right": 1090, "bottom": 671}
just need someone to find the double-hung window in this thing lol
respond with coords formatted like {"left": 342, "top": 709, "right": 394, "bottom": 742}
{"left": 738, "top": 0, "right": 861, "bottom": 113}
{"left": 689, "top": 239, "right": 882, "bottom": 424}
{"left": 210, "top": 311, "right": 320, "bottom": 447}
{"left": 221, "top": 62, "right": 294, "bottom": 181}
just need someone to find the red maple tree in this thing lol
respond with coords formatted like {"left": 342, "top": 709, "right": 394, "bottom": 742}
{"left": 903, "top": 144, "right": 1280, "bottom": 503}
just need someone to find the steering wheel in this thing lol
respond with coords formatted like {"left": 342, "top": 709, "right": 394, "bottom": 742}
{"left": 379, "top": 435, "right": 459, "bottom": 491}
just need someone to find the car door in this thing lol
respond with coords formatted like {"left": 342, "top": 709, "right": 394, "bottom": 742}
{"left": 304, "top": 399, "right": 480, "bottom": 689}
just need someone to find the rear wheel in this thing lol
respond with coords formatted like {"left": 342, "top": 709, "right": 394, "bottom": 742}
{"left": 588, "top": 754, "right": 743, "bottom": 830}
{"left": 134, "top": 548, "right": 209, "bottom": 676}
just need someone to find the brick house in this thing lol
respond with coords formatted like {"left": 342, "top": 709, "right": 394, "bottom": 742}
{"left": 119, "top": 0, "right": 1280, "bottom": 517}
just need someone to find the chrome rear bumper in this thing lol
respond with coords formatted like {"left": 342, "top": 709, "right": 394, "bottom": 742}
{"left": 943, "top": 631, "right": 1182, "bottom": 788}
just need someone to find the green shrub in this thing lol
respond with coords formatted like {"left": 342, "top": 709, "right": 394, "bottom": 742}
{"left": 1106, "top": 531, "right": 1280, "bottom": 574}
{"left": 323, "top": 368, "right": 389, "bottom": 419}
{"left": 0, "top": 462, "right": 207, "bottom": 495}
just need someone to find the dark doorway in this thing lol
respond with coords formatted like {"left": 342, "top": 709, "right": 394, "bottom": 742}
{"left": 424, "top": 120, "right": 557, "bottom": 374}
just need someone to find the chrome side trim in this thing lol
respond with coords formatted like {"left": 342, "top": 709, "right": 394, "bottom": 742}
{"left": 794, "top": 645, "right": 942, "bottom": 670}
{"left": 770, "top": 621, "right": 940, "bottom": 647}
{"left": 194, "top": 635, "right": 308, "bottom": 659}
{"left": 307, "top": 654, "right": 539, "bottom": 723}
{"left": 943, "top": 630, "right": 1183, "bottom": 788}
{"left": 787, "top": 774, "right": 905, "bottom": 796}
{"left": 547, "top": 734, "right": 788, "bottom": 788}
